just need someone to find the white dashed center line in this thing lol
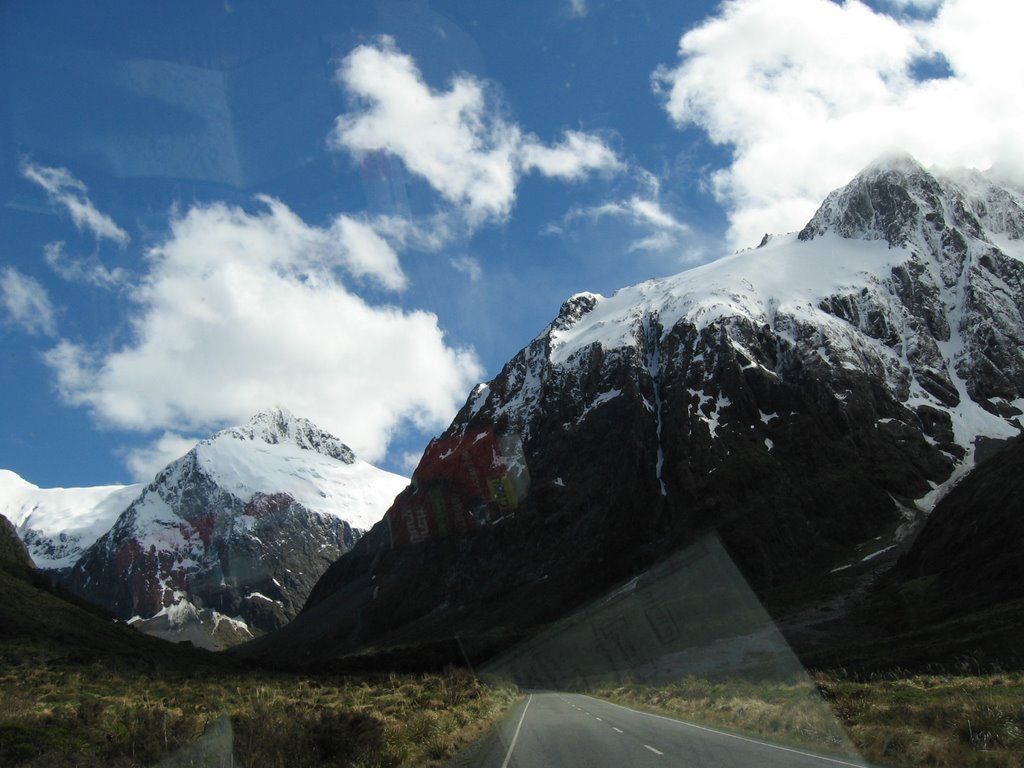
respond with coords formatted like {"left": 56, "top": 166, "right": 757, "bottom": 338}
{"left": 613, "top": 727, "right": 624, "bottom": 734}
{"left": 644, "top": 745, "right": 664, "bottom": 756}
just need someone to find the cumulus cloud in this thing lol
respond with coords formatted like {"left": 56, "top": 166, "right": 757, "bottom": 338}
{"left": 398, "top": 451, "right": 423, "bottom": 474}
{"left": 654, "top": 0, "right": 1024, "bottom": 248}
{"left": 332, "top": 216, "right": 407, "bottom": 292}
{"left": 122, "top": 432, "right": 199, "bottom": 481}
{"left": 518, "top": 131, "right": 620, "bottom": 181}
{"left": 21, "top": 162, "right": 130, "bottom": 245}
{"left": 330, "top": 38, "right": 622, "bottom": 225}
{"left": 367, "top": 211, "right": 458, "bottom": 254}
{"left": 44, "top": 197, "right": 482, "bottom": 464}
{"left": 1, "top": 267, "right": 58, "bottom": 337}
{"left": 44, "top": 241, "right": 128, "bottom": 289}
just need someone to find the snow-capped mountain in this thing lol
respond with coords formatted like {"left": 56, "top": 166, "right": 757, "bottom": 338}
{"left": 0, "top": 470, "right": 143, "bottom": 572}
{"left": 477, "top": 153, "right": 1022, "bottom": 474}
{"left": 62, "top": 408, "right": 407, "bottom": 647}
{"left": 247, "top": 155, "right": 1024, "bottom": 667}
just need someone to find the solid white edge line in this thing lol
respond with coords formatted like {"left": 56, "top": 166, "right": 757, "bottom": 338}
{"left": 500, "top": 694, "right": 533, "bottom": 768}
{"left": 576, "top": 694, "right": 870, "bottom": 768}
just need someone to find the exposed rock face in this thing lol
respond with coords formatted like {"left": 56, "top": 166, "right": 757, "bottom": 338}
{"left": 249, "top": 157, "right": 1024, "bottom": 667}
{"left": 64, "top": 408, "right": 406, "bottom": 643}
{"left": 800, "top": 154, "right": 1024, "bottom": 412}
{"left": 887, "top": 433, "right": 1024, "bottom": 624}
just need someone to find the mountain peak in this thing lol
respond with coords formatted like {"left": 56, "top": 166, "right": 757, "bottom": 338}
{"left": 553, "top": 292, "right": 602, "bottom": 331}
{"left": 860, "top": 151, "right": 927, "bottom": 178}
{"left": 799, "top": 154, "right": 1024, "bottom": 259}
{"left": 798, "top": 153, "right": 951, "bottom": 248}
{"left": 219, "top": 408, "right": 356, "bottom": 464}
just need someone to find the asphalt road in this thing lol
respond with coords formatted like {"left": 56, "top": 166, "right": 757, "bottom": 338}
{"left": 460, "top": 691, "right": 874, "bottom": 768}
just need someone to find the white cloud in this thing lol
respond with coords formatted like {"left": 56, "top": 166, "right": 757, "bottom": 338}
{"left": 398, "top": 451, "right": 422, "bottom": 474}
{"left": 329, "top": 38, "right": 622, "bottom": 226}
{"left": 885, "top": 0, "right": 943, "bottom": 9}
{"left": 518, "top": 131, "right": 620, "bottom": 181}
{"left": 44, "top": 197, "right": 483, "bottom": 464}
{"left": 549, "top": 172, "right": 692, "bottom": 254}
{"left": 654, "top": 0, "right": 1024, "bottom": 248}
{"left": 367, "top": 212, "right": 458, "bottom": 254}
{"left": 44, "top": 241, "right": 128, "bottom": 289}
{"left": 331, "top": 216, "right": 407, "bottom": 292}
{"left": 1, "top": 266, "right": 58, "bottom": 337}
{"left": 450, "top": 255, "right": 482, "bottom": 282}
{"left": 122, "top": 432, "right": 199, "bottom": 481}
{"left": 568, "top": 0, "right": 588, "bottom": 18}
{"left": 21, "top": 162, "right": 130, "bottom": 245}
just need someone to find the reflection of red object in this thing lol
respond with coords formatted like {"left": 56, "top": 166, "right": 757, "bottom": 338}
{"left": 191, "top": 512, "right": 216, "bottom": 546}
{"left": 114, "top": 539, "right": 178, "bottom": 617}
{"left": 244, "top": 493, "right": 294, "bottom": 518}
{"left": 387, "top": 429, "right": 518, "bottom": 548}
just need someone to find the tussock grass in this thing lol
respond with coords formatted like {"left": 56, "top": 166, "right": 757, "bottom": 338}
{"left": 820, "top": 670, "right": 1024, "bottom": 767}
{"left": 592, "top": 670, "right": 1024, "bottom": 767}
{"left": 592, "top": 676, "right": 853, "bottom": 757}
{"left": 0, "top": 659, "right": 518, "bottom": 767}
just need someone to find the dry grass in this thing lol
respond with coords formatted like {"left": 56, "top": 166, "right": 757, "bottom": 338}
{"left": 819, "top": 670, "right": 1024, "bottom": 767}
{"left": 591, "top": 676, "right": 855, "bottom": 758}
{"left": 0, "top": 659, "right": 518, "bottom": 767}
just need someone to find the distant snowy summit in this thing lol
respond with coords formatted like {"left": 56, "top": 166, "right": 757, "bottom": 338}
{"left": 3, "top": 408, "right": 408, "bottom": 649}
{"left": 0, "top": 470, "right": 143, "bottom": 572}
{"left": 185, "top": 406, "right": 400, "bottom": 532}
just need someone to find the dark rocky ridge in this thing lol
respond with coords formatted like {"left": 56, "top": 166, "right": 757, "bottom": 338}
{"left": 887, "top": 432, "right": 1024, "bottom": 625}
{"left": 782, "top": 433, "right": 1024, "bottom": 672}
{"left": 0, "top": 513, "right": 36, "bottom": 580}
{"left": 243, "top": 157, "right": 1024, "bottom": 670}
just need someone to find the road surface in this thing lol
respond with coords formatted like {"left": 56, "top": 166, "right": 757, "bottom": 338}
{"left": 457, "top": 691, "right": 873, "bottom": 768}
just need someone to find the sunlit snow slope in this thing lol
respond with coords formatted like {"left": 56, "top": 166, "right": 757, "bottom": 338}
{"left": 0, "top": 470, "right": 142, "bottom": 570}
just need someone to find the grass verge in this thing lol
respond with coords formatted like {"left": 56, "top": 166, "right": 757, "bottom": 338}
{"left": 591, "top": 671, "right": 1024, "bottom": 767}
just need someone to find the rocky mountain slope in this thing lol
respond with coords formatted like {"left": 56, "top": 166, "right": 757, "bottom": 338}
{"left": 0, "top": 512, "right": 36, "bottom": 581}
{"left": 0, "top": 513, "right": 225, "bottom": 675}
{"left": 61, "top": 408, "right": 406, "bottom": 648}
{"left": 244, "top": 156, "right": 1024, "bottom": 669}
{"left": 886, "top": 432, "right": 1024, "bottom": 626}
{"left": 781, "top": 431, "right": 1024, "bottom": 671}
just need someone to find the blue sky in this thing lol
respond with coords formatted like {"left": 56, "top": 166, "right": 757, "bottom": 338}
{"left": 2, "top": 0, "right": 1021, "bottom": 487}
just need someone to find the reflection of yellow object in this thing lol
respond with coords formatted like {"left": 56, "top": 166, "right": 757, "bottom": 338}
{"left": 488, "top": 474, "right": 519, "bottom": 511}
